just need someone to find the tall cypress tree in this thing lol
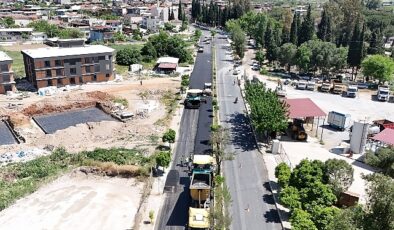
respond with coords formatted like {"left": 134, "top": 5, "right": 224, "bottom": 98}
{"left": 290, "top": 12, "right": 298, "bottom": 45}
{"left": 265, "top": 21, "right": 277, "bottom": 63}
{"left": 317, "top": 8, "right": 331, "bottom": 42}
{"left": 170, "top": 8, "right": 175, "bottom": 20}
{"left": 178, "top": 0, "right": 183, "bottom": 21}
{"left": 298, "top": 5, "right": 315, "bottom": 45}
{"left": 368, "top": 28, "right": 384, "bottom": 54}
{"left": 347, "top": 21, "right": 362, "bottom": 78}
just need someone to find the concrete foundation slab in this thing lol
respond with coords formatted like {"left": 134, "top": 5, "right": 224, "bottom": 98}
{"left": 0, "top": 121, "right": 17, "bottom": 145}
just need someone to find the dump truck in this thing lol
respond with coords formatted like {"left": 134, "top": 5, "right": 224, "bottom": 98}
{"left": 185, "top": 89, "right": 205, "bottom": 109}
{"left": 345, "top": 85, "right": 358, "bottom": 98}
{"left": 320, "top": 82, "right": 331, "bottom": 92}
{"left": 187, "top": 154, "right": 213, "bottom": 230}
{"left": 377, "top": 85, "right": 390, "bottom": 101}
{"left": 332, "top": 82, "right": 344, "bottom": 94}
{"left": 188, "top": 207, "right": 210, "bottom": 230}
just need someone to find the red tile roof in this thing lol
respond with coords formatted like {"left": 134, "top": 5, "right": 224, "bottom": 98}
{"left": 372, "top": 128, "right": 394, "bottom": 146}
{"left": 158, "top": 63, "right": 177, "bottom": 69}
{"left": 285, "top": 98, "right": 326, "bottom": 118}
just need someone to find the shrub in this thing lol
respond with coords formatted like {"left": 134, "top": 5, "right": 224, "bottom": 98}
{"left": 275, "top": 162, "right": 291, "bottom": 188}
{"left": 280, "top": 186, "right": 302, "bottom": 210}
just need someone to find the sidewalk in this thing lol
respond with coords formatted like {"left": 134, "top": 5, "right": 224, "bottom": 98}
{"left": 138, "top": 102, "right": 185, "bottom": 230}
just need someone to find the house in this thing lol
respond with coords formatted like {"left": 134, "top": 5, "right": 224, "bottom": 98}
{"left": 21, "top": 45, "right": 115, "bottom": 89}
{"left": 141, "top": 15, "right": 163, "bottom": 32}
{"left": 0, "top": 51, "right": 16, "bottom": 94}
{"left": 30, "top": 32, "right": 47, "bottom": 43}
{"left": 89, "top": 26, "right": 115, "bottom": 42}
{"left": 156, "top": 57, "right": 179, "bottom": 74}
{"left": 105, "top": 20, "right": 123, "bottom": 32}
{"left": 0, "top": 28, "right": 34, "bottom": 43}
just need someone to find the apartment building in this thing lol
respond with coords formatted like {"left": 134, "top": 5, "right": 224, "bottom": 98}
{"left": 0, "top": 51, "right": 15, "bottom": 94}
{"left": 21, "top": 45, "right": 114, "bottom": 89}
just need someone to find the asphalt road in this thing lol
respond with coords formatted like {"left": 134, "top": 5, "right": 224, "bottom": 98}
{"left": 156, "top": 31, "right": 213, "bottom": 230}
{"left": 215, "top": 37, "right": 282, "bottom": 230}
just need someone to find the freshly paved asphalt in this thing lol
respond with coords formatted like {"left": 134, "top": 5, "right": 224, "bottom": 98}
{"left": 156, "top": 31, "right": 213, "bottom": 230}
{"left": 215, "top": 37, "right": 282, "bottom": 230}
{"left": 0, "top": 121, "right": 17, "bottom": 145}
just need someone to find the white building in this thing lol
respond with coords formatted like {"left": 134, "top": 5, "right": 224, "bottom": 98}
{"left": 141, "top": 15, "right": 163, "bottom": 32}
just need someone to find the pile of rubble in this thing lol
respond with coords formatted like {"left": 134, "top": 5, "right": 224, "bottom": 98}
{"left": 0, "top": 148, "right": 50, "bottom": 166}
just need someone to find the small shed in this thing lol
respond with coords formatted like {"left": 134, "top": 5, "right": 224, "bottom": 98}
{"left": 156, "top": 57, "right": 179, "bottom": 74}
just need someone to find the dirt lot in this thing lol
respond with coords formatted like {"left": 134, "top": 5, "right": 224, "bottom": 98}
{"left": 0, "top": 77, "right": 180, "bottom": 153}
{"left": 0, "top": 172, "right": 143, "bottom": 230}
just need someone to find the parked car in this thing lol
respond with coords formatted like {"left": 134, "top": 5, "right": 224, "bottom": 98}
{"left": 252, "top": 63, "right": 260, "bottom": 70}
{"left": 296, "top": 80, "right": 307, "bottom": 90}
{"left": 198, "top": 47, "right": 204, "bottom": 53}
{"left": 233, "top": 69, "right": 241, "bottom": 75}
{"left": 346, "top": 85, "right": 358, "bottom": 98}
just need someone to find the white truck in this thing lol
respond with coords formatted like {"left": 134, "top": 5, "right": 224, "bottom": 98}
{"left": 377, "top": 86, "right": 390, "bottom": 101}
{"left": 327, "top": 111, "right": 352, "bottom": 131}
{"left": 346, "top": 85, "right": 358, "bottom": 98}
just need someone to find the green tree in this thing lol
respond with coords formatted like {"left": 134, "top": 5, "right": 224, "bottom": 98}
{"left": 255, "top": 50, "right": 265, "bottom": 66}
{"left": 289, "top": 159, "right": 325, "bottom": 189}
{"left": 178, "top": 0, "right": 183, "bottom": 21}
{"left": 210, "top": 125, "right": 232, "bottom": 175}
{"left": 164, "top": 22, "right": 175, "bottom": 31}
{"left": 141, "top": 42, "right": 157, "bottom": 62}
{"left": 295, "top": 41, "right": 312, "bottom": 72}
{"left": 244, "top": 81, "right": 288, "bottom": 138}
{"left": 116, "top": 47, "right": 141, "bottom": 66}
{"left": 275, "top": 162, "right": 291, "bottom": 188}
{"left": 155, "top": 151, "right": 171, "bottom": 171}
{"left": 368, "top": 28, "right": 384, "bottom": 55}
{"left": 366, "top": 0, "right": 382, "bottom": 10}
{"left": 289, "top": 12, "right": 299, "bottom": 45}
{"left": 1, "top": 17, "right": 15, "bottom": 28}
{"left": 362, "top": 173, "right": 394, "bottom": 230}
{"left": 277, "top": 43, "right": 297, "bottom": 72}
{"left": 298, "top": 5, "right": 315, "bottom": 45}
{"left": 290, "top": 209, "right": 318, "bottom": 230}
{"left": 229, "top": 23, "right": 246, "bottom": 59}
{"left": 162, "top": 129, "right": 176, "bottom": 146}
{"left": 365, "top": 147, "right": 394, "bottom": 178}
{"left": 361, "top": 55, "right": 394, "bottom": 84}
{"left": 264, "top": 21, "right": 277, "bottom": 63}
{"left": 169, "top": 8, "right": 175, "bottom": 21}
{"left": 113, "top": 31, "right": 127, "bottom": 41}
{"left": 280, "top": 186, "right": 302, "bottom": 210}
{"left": 324, "top": 159, "right": 354, "bottom": 197}
{"left": 311, "top": 206, "right": 340, "bottom": 230}
{"left": 180, "top": 20, "right": 188, "bottom": 31}
{"left": 347, "top": 22, "right": 365, "bottom": 79}
{"left": 317, "top": 8, "right": 332, "bottom": 42}
{"left": 300, "top": 181, "right": 337, "bottom": 209}
{"left": 327, "top": 205, "right": 365, "bottom": 230}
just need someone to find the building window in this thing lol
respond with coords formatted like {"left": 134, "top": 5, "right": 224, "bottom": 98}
{"left": 94, "top": 65, "right": 100, "bottom": 72}
{"left": 93, "top": 74, "right": 97, "bottom": 81}
{"left": 57, "top": 79, "right": 62, "bottom": 86}
{"left": 105, "top": 55, "right": 109, "bottom": 60}
{"left": 4, "top": 84, "right": 12, "bottom": 92}
{"left": 46, "top": 70, "right": 52, "bottom": 77}
{"left": 67, "top": 58, "right": 79, "bottom": 65}
{"left": 70, "top": 68, "right": 77, "bottom": 75}
{"left": 56, "top": 69, "right": 62, "bottom": 76}
{"left": 44, "top": 60, "right": 51, "bottom": 67}
{"left": 2, "top": 73, "right": 10, "bottom": 82}
{"left": 85, "top": 66, "right": 91, "bottom": 73}
{"left": 105, "top": 64, "right": 110, "bottom": 70}
{"left": 1, "top": 64, "right": 8, "bottom": 72}
{"left": 79, "top": 76, "right": 83, "bottom": 84}
{"left": 98, "top": 56, "right": 105, "bottom": 61}
{"left": 70, "top": 78, "right": 75, "bottom": 84}
{"left": 93, "top": 57, "right": 99, "bottom": 63}
{"left": 48, "top": 80, "right": 52, "bottom": 86}
{"left": 85, "top": 57, "right": 92, "bottom": 64}
{"left": 55, "top": 60, "right": 62, "bottom": 66}
{"left": 106, "top": 74, "right": 110, "bottom": 78}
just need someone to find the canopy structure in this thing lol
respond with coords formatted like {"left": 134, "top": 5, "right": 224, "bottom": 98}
{"left": 372, "top": 128, "right": 394, "bottom": 146}
{"left": 285, "top": 98, "right": 326, "bottom": 118}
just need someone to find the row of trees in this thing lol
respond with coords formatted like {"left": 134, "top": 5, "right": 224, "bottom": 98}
{"left": 191, "top": 0, "right": 250, "bottom": 27}
{"left": 276, "top": 159, "right": 394, "bottom": 230}
{"left": 244, "top": 81, "right": 288, "bottom": 139}
{"left": 116, "top": 31, "right": 193, "bottom": 66}
{"left": 28, "top": 20, "right": 83, "bottom": 39}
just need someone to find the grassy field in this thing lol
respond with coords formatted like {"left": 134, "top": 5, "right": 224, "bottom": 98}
{"left": 0, "top": 148, "right": 153, "bottom": 211}
{"left": 0, "top": 49, "right": 25, "bottom": 79}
